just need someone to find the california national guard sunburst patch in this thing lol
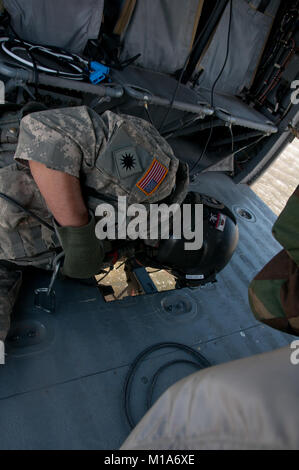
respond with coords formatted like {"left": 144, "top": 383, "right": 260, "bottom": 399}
{"left": 114, "top": 146, "right": 142, "bottom": 179}
{"left": 136, "top": 158, "right": 168, "bottom": 196}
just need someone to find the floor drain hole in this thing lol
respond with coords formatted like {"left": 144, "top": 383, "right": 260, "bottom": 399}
{"left": 233, "top": 206, "right": 256, "bottom": 223}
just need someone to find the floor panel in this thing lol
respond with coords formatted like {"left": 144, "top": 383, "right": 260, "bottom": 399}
{"left": 0, "top": 173, "right": 294, "bottom": 449}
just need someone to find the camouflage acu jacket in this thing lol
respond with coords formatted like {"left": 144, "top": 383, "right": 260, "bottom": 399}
{"left": 0, "top": 106, "right": 188, "bottom": 270}
{"left": 249, "top": 186, "right": 299, "bottom": 336}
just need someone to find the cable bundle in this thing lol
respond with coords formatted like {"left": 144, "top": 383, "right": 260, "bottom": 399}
{"left": 0, "top": 37, "right": 88, "bottom": 80}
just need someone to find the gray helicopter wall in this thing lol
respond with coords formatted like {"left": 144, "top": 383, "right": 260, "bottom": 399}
{"left": 120, "top": 0, "right": 202, "bottom": 74}
{"left": 195, "top": 0, "right": 281, "bottom": 95}
{"left": 3, "top": 0, "right": 104, "bottom": 53}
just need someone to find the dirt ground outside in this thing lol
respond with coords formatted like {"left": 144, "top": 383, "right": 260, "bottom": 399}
{"left": 252, "top": 138, "right": 299, "bottom": 216}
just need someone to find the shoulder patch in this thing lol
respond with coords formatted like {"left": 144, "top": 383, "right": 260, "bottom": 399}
{"left": 114, "top": 146, "right": 142, "bottom": 179}
{"left": 136, "top": 158, "right": 168, "bottom": 196}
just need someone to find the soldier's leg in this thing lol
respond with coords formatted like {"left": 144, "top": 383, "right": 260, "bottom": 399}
{"left": 249, "top": 186, "right": 299, "bottom": 336}
{"left": 0, "top": 262, "right": 22, "bottom": 342}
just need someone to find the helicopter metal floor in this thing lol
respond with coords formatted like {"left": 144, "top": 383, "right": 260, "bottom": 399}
{"left": 0, "top": 173, "right": 294, "bottom": 450}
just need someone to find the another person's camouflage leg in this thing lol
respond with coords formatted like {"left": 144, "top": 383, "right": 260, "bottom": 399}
{"left": 249, "top": 250, "right": 299, "bottom": 335}
{"left": 249, "top": 186, "right": 299, "bottom": 336}
{"left": 0, "top": 262, "right": 22, "bottom": 342}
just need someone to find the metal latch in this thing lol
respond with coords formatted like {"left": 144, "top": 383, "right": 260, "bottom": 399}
{"left": 34, "top": 254, "right": 64, "bottom": 313}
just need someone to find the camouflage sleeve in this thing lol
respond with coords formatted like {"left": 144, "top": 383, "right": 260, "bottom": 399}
{"left": 272, "top": 185, "right": 299, "bottom": 266}
{"left": 0, "top": 262, "right": 22, "bottom": 342}
{"left": 13, "top": 107, "right": 100, "bottom": 179}
{"left": 249, "top": 250, "right": 299, "bottom": 336}
{"left": 249, "top": 187, "right": 299, "bottom": 336}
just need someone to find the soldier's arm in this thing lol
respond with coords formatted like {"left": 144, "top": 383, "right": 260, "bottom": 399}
{"left": 14, "top": 109, "right": 105, "bottom": 279}
{"left": 29, "top": 160, "right": 103, "bottom": 279}
{"left": 29, "top": 160, "right": 89, "bottom": 228}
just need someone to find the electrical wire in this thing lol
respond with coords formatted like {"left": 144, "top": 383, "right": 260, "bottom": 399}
{"left": 189, "top": 0, "right": 233, "bottom": 175}
{"left": 252, "top": 2, "right": 299, "bottom": 107}
{"left": 210, "top": 0, "right": 233, "bottom": 109}
{"left": 97, "top": 254, "right": 138, "bottom": 283}
{"left": 258, "top": 6, "right": 299, "bottom": 78}
{"left": 229, "top": 123, "right": 234, "bottom": 153}
{"left": 158, "top": 74, "right": 187, "bottom": 132}
{"left": 116, "top": 259, "right": 128, "bottom": 270}
{"left": 157, "top": 0, "right": 227, "bottom": 133}
{"left": 189, "top": 118, "right": 214, "bottom": 174}
{"left": 0, "top": 37, "right": 87, "bottom": 80}
{"left": 234, "top": 134, "right": 267, "bottom": 161}
{"left": 144, "top": 103, "right": 154, "bottom": 126}
{"left": 7, "top": 22, "right": 40, "bottom": 93}
{"left": 162, "top": 113, "right": 203, "bottom": 139}
{"left": 257, "top": 38, "right": 298, "bottom": 105}
{"left": 96, "top": 267, "right": 113, "bottom": 283}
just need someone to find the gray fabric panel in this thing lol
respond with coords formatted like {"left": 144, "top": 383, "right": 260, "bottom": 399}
{"left": 120, "top": 0, "right": 201, "bottom": 74}
{"left": 203, "top": 154, "right": 235, "bottom": 173}
{"left": 249, "top": 0, "right": 262, "bottom": 9}
{"left": 196, "top": 0, "right": 280, "bottom": 95}
{"left": 249, "top": 0, "right": 280, "bottom": 17}
{"left": 3, "top": 0, "right": 104, "bottom": 53}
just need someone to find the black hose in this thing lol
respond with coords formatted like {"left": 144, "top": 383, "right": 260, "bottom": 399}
{"left": 0, "top": 61, "right": 123, "bottom": 98}
{"left": 123, "top": 342, "right": 210, "bottom": 429}
{"left": 35, "top": 74, "right": 123, "bottom": 98}
{"left": 184, "top": 0, "right": 229, "bottom": 83}
{"left": 210, "top": 0, "right": 233, "bottom": 108}
{"left": 189, "top": 0, "right": 233, "bottom": 175}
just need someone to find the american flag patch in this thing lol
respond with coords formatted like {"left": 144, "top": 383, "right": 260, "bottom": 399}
{"left": 136, "top": 159, "right": 168, "bottom": 196}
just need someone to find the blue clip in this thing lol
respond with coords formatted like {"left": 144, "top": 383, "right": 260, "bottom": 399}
{"left": 89, "top": 61, "right": 110, "bottom": 84}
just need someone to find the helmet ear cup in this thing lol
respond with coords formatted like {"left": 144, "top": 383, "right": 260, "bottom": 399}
{"left": 154, "top": 192, "right": 239, "bottom": 286}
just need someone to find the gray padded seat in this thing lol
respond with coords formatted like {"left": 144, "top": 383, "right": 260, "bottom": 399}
{"left": 192, "top": 0, "right": 280, "bottom": 134}
{"left": 197, "top": 89, "right": 278, "bottom": 134}
{"left": 111, "top": 66, "right": 213, "bottom": 118}
{"left": 114, "top": 0, "right": 278, "bottom": 134}
{"left": 111, "top": 66, "right": 277, "bottom": 134}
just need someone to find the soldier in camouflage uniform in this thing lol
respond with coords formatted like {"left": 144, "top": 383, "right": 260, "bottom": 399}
{"left": 0, "top": 106, "right": 189, "bottom": 342}
{"left": 249, "top": 186, "right": 299, "bottom": 336}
